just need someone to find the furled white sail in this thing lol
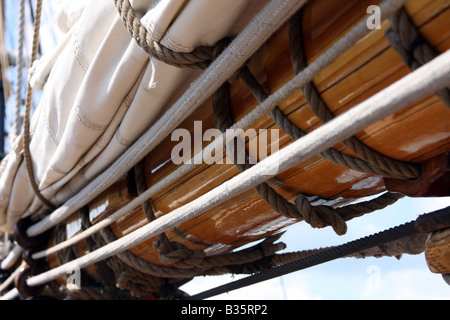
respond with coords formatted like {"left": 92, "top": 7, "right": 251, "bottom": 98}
{"left": 0, "top": 0, "right": 269, "bottom": 231}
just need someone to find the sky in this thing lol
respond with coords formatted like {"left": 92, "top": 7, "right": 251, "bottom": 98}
{"left": 181, "top": 196, "right": 450, "bottom": 300}
{"left": 2, "top": 0, "right": 62, "bottom": 152}
{"left": 2, "top": 1, "right": 449, "bottom": 301}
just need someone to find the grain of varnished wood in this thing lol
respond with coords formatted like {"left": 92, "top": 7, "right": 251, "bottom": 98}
{"left": 62, "top": 0, "right": 450, "bottom": 265}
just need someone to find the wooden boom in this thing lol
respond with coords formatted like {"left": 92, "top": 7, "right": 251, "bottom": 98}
{"left": 54, "top": 0, "right": 449, "bottom": 279}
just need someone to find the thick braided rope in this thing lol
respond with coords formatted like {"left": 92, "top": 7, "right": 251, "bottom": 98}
{"left": 114, "top": 0, "right": 213, "bottom": 69}
{"left": 13, "top": 0, "right": 25, "bottom": 140}
{"left": 288, "top": 9, "right": 421, "bottom": 180}
{"left": 23, "top": 0, "right": 55, "bottom": 210}
{"left": 99, "top": 226, "right": 286, "bottom": 278}
{"left": 135, "top": 160, "right": 284, "bottom": 270}
{"left": 111, "top": 162, "right": 287, "bottom": 274}
{"left": 212, "top": 69, "right": 404, "bottom": 235}
{"left": 134, "top": 160, "right": 207, "bottom": 268}
{"left": 387, "top": 7, "right": 450, "bottom": 108}
{"left": 239, "top": 66, "right": 395, "bottom": 178}
{"left": 244, "top": 232, "right": 427, "bottom": 271}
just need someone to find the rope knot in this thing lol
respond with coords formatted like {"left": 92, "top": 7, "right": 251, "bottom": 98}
{"left": 294, "top": 195, "right": 347, "bottom": 235}
{"left": 154, "top": 238, "right": 206, "bottom": 269}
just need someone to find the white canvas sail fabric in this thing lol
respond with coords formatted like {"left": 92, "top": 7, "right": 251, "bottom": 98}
{"left": 0, "top": 0, "right": 269, "bottom": 232}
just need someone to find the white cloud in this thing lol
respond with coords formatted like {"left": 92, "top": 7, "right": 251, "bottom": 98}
{"left": 182, "top": 255, "right": 450, "bottom": 300}
{"left": 360, "top": 268, "right": 450, "bottom": 300}
{"left": 183, "top": 194, "right": 450, "bottom": 300}
{"left": 181, "top": 274, "right": 322, "bottom": 300}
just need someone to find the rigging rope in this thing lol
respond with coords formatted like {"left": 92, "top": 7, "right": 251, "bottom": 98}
{"left": 26, "top": 0, "right": 312, "bottom": 238}
{"left": 30, "top": 0, "right": 407, "bottom": 260}
{"left": 387, "top": 7, "right": 450, "bottom": 108}
{"left": 289, "top": 9, "right": 421, "bottom": 179}
{"left": 213, "top": 68, "right": 404, "bottom": 235}
{"left": 25, "top": 47, "right": 450, "bottom": 288}
{"left": 13, "top": 0, "right": 26, "bottom": 141}
{"left": 187, "top": 206, "right": 450, "bottom": 300}
{"left": 239, "top": 66, "right": 398, "bottom": 178}
{"left": 29, "top": 0, "right": 411, "bottom": 254}
{"left": 114, "top": 0, "right": 215, "bottom": 69}
{"left": 22, "top": 0, "right": 56, "bottom": 210}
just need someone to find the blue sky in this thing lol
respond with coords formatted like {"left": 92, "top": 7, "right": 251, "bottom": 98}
{"left": 182, "top": 196, "right": 450, "bottom": 299}
{"left": 3, "top": 0, "right": 60, "bottom": 152}
{"left": 3, "top": 1, "right": 449, "bottom": 300}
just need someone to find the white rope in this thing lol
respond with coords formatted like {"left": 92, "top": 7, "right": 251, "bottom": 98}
{"left": 27, "top": 47, "right": 450, "bottom": 288}
{"left": 0, "top": 288, "right": 20, "bottom": 300}
{"left": 12, "top": 0, "right": 26, "bottom": 141}
{"left": 31, "top": 0, "right": 410, "bottom": 259}
{"left": 26, "top": 0, "right": 311, "bottom": 237}
{"left": 1, "top": 244, "right": 23, "bottom": 270}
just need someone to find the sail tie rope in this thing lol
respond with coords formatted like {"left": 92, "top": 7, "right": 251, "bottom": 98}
{"left": 114, "top": 0, "right": 214, "bottom": 69}
{"left": 212, "top": 73, "right": 403, "bottom": 235}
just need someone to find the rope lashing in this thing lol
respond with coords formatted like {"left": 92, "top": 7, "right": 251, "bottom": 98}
{"left": 213, "top": 66, "right": 404, "bottom": 235}
{"left": 114, "top": 0, "right": 214, "bottom": 69}
{"left": 100, "top": 225, "right": 286, "bottom": 279}
{"left": 209, "top": 232, "right": 428, "bottom": 277}
{"left": 239, "top": 66, "right": 397, "bottom": 178}
{"left": 387, "top": 7, "right": 450, "bottom": 108}
{"left": 100, "top": 161, "right": 287, "bottom": 289}
{"left": 134, "top": 160, "right": 207, "bottom": 269}
{"left": 288, "top": 9, "right": 421, "bottom": 180}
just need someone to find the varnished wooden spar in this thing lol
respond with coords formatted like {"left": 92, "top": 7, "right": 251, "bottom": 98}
{"left": 56, "top": 0, "right": 450, "bottom": 271}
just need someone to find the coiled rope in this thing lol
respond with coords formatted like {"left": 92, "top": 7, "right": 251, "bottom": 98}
{"left": 113, "top": 0, "right": 214, "bottom": 69}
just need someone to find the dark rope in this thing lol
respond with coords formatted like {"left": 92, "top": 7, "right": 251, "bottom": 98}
{"left": 186, "top": 206, "right": 450, "bottom": 300}
{"left": 387, "top": 7, "right": 450, "bottom": 108}
{"left": 288, "top": 9, "right": 421, "bottom": 179}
